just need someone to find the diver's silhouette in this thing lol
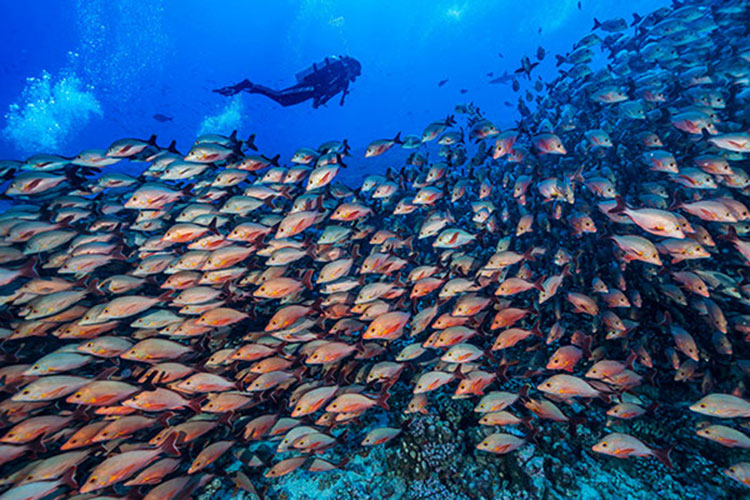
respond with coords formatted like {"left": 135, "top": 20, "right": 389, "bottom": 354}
{"left": 213, "top": 55, "right": 361, "bottom": 108}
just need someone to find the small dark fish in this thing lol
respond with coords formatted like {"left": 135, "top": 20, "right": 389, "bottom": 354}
{"left": 487, "top": 72, "right": 494, "bottom": 77}
{"left": 592, "top": 17, "right": 628, "bottom": 32}
{"left": 538, "top": 26, "right": 542, "bottom": 35}
{"left": 438, "top": 79, "right": 449, "bottom": 87}
{"left": 498, "top": 52, "right": 504, "bottom": 58}
{"left": 153, "top": 114, "right": 173, "bottom": 123}
{"left": 503, "top": 101, "right": 512, "bottom": 107}
{"left": 515, "top": 56, "right": 539, "bottom": 80}
{"left": 536, "top": 46, "right": 546, "bottom": 61}
{"left": 460, "top": 89, "right": 468, "bottom": 94}
{"left": 512, "top": 79, "right": 520, "bottom": 92}
{"left": 578, "top": 1, "right": 581, "bottom": 9}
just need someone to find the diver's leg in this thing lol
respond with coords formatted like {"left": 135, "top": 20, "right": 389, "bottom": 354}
{"left": 251, "top": 84, "right": 316, "bottom": 107}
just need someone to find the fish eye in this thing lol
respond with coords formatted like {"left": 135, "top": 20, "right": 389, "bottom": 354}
{"left": 700, "top": 403, "right": 706, "bottom": 408}
{"left": 601, "top": 442, "right": 608, "bottom": 447}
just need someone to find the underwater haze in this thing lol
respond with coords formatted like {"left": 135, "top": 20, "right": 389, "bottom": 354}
{"left": 2, "top": 0, "right": 663, "bottom": 166}
{"left": 4, "top": 0, "right": 750, "bottom": 500}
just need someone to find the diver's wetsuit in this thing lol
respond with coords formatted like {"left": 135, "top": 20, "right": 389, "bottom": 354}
{"left": 213, "top": 56, "right": 361, "bottom": 108}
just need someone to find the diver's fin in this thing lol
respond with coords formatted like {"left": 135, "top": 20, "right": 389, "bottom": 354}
{"left": 246, "top": 133, "right": 258, "bottom": 151}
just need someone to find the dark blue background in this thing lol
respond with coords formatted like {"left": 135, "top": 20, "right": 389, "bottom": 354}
{"left": 0, "top": 0, "right": 666, "bottom": 175}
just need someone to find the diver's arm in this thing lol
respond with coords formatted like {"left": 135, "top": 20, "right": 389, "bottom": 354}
{"left": 339, "top": 82, "right": 350, "bottom": 106}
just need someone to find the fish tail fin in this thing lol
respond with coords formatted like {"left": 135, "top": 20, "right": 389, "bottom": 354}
{"left": 293, "top": 366, "right": 306, "bottom": 383}
{"left": 611, "top": 195, "right": 627, "bottom": 214}
{"left": 531, "top": 319, "right": 544, "bottom": 338}
{"left": 468, "top": 311, "right": 488, "bottom": 329}
{"left": 180, "top": 183, "right": 194, "bottom": 198}
{"left": 555, "top": 54, "right": 566, "bottom": 67}
{"left": 521, "top": 415, "right": 534, "bottom": 431}
{"left": 187, "top": 396, "right": 205, "bottom": 414}
{"left": 262, "top": 196, "right": 276, "bottom": 210}
{"left": 571, "top": 165, "right": 585, "bottom": 184}
{"left": 94, "top": 366, "right": 118, "bottom": 381}
{"left": 302, "top": 269, "right": 315, "bottom": 290}
{"left": 18, "top": 256, "right": 38, "bottom": 279}
{"left": 229, "top": 130, "right": 238, "bottom": 142}
{"left": 111, "top": 246, "right": 128, "bottom": 262}
{"left": 336, "top": 153, "right": 347, "bottom": 168}
{"left": 625, "top": 349, "right": 638, "bottom": 370}
{"left": 246, "top": 133, "right": 258, "bottom": 151}
{"left": 630, "top": 12, "right": 642, "bottom": 26}
{"left": 232, "top": 471, "right": 262, "bottom": 498}
{"left": 517, "top": 384, "right": 530, "bottom": 400}
{"left": 140, "top": 367, "right": 161, "bottom": 390}
{"left": 270, "top": 154, "right": 281, "bottom": 167}
{"left": 718, "top": 225, "right": 739, "bottom": 242}
{"left": 393, "top": 271, "right": 406, "bottom": 289}
{"left": 147, "top": 134, "right": 158, "bottom": 146}
{"left": 393, "top": 132, "right": 403, "bottom": 144}
{"left": 60, "top": 466, "right": 78, "bottom": 490}
{"left": 652, "top": 446, "right": 674, "bottom": 468}
{"left": 208, "top": 216, "right": 219, "bottom": 235}
{"left": 159, "top": 430, "right": 184, "bottom": 456}
{"left": 85, "top": 277, "right": 102, "bottom": 295}
{"left": 533, "top": 276, "right": 546, "bottom": 292}
{"left": 376, "top": 390, "right": 391, "bottom": 410}
{"left": 523, "top": 247, "right": 536, "bottom": 262}
{"left": 445, "top": 209, "right": 456, "bottom": 224}
{"left": 592, "top": 17, "right": 601, "bottom": 30}
{"left": 156, "top": 411, "right": 176, "bottom": 427}
{"left": 562, "top": 263, "right": 572, "bottom": 279}
{"left": 402, "top": 235, "right": 414, "bottom": 253}
{"left": 276, "top": 185, "right": 293, "bottom": 201}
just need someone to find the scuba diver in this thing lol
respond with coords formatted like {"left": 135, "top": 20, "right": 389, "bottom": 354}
{"left": 213, "top": 55, "right": 361, "bottom": 109}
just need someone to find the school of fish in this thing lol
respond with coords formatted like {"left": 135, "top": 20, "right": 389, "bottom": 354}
{"left": 0, "top": 0, "right": 749, "bottom": 497}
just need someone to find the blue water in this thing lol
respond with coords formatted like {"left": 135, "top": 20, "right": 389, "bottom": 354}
{"left": 0, "top": 0, "right": 667, "bottom": 170}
